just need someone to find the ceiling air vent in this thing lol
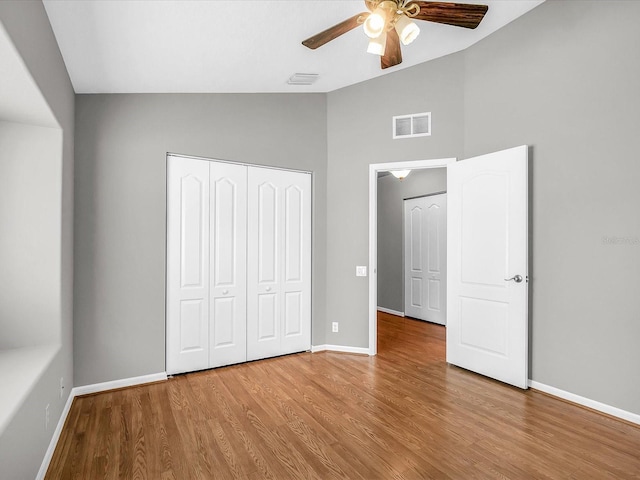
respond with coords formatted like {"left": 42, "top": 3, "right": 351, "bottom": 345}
{"left": 287, "top": 73, "right": 319, "bottom": 86}
{"left": 393, "top": 112, "right": 431, "bottom": 139}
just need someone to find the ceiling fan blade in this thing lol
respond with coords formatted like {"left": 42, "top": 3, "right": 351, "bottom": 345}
{"left": 302, "top": 12, "right": 368, "bottom": 50}
{"left": 407, "top": 1, "right": 488, "bottom": 29}
{"left": 381, "top": 29, "right": 402, "bottom": 69}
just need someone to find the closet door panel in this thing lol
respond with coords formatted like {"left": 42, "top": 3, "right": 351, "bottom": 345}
{"left": 212, "top": 298, "right": 235, "bottom": 344}
{"left": 257, "top": 182, "right": 278, "bottom": 284}
{"left": 210, "top": 162, "right": 247, "bottom": 367}
{"left": 247, "top": 169, "right": 282, "bottom": 360}
{"left": 166, "top": 156, "right": 210, "bottom": 374}
{"left": 258, "top": 293, "right": 278, "bottom": 339}
{"left": 247, "top": 167, "right": 311, "bottom": 361}
{"left": 284, "top": 292, "right": 302, "bottom": 336}
{"left": 280, "top": 171, "right": 311, "bottom": 354}
{"left": 285, "top": 186, "right": 303, "bottom": 282}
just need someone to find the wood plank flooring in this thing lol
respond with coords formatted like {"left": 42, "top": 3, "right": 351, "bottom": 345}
{"left": 46, "top": 312, "right": 640, "bottom": 479}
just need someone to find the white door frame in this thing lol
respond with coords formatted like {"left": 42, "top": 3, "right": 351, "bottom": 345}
{"left": 368, "top": 158, "right": 456, "bottom": 355}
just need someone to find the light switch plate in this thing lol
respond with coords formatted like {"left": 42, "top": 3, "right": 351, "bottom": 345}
{"left": 356, "top": 266, "right": 367, "bottom": 277}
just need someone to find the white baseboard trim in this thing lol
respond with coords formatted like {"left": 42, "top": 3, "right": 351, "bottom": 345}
{"left": 37, "top": 372, "right": 168, "bottom": 479}
{"left": 73, "top": 372, "right": 168, "bottom": 397}
{"left": 36, "top": 389, "right": 75, "bottom": 480}
{"left": 311, "top": 344, "right": 370, "bottom": 355}
{"left": 529, "top": 380, "right": 640, "bottom": 426}
{"left": 377, "top": 306, "right": 405, "bottom": 317}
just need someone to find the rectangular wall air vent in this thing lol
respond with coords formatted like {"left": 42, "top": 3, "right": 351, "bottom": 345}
{"left": 287, "top": 73, "right": 319, "bottom": 86}
{"left": 393, "top": 112, "right": 431, "bottom": 139}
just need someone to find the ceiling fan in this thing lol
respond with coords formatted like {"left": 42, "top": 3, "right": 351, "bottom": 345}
{"left": 302, "top": 1, "right": 489, "bottom": 69}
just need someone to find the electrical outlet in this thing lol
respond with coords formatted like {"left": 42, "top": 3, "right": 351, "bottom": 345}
{"left": 356, "top": 266, "right": 367, "bottom": 277}
{"left": 45, "top": 404, "right": 50, "bottom": 430}
{"left": 60, "top": 377, "right": 64, "bottom": 399}
{"left": 332, "top": 322, "right": 339, "bottom": 333}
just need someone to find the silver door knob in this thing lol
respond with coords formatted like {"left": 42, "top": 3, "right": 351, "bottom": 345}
{"left": 222, "top": 290, "right": 228, "bottom": 295}
{"left": 504, "top": 275, "right": 523, "bottom": 283}
{"left": 265, "top": 286, "right": 271, "bottom": 292}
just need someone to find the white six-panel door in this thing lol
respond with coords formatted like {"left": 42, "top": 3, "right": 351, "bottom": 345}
{"left": 404, "top": 193, "right": 447, "bottom": 325}
{"left": 247, "top": 167, "right": 311, "bottom": 361}
{"left": 167, "top": 156, "right": 211, "bottom": 374}
{"left": 209, "top": 162, "right": 247, "bottom": 368}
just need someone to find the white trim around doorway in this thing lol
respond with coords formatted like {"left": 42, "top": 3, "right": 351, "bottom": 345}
{"left": 368, "top": 158, "right": 456, "bottom": 355}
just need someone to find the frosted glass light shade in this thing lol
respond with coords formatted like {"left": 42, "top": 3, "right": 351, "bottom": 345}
{"left": 395, "top": 14, "right": 420, "bottom": 45}
{"left": 391, "top": 169, "right": 411, "bottom": 180}
{"left": 363, "top": 9, "right": 386, "bottom": 38}
{"left": 367, "top": 32, "right": 387, "bottom": 56}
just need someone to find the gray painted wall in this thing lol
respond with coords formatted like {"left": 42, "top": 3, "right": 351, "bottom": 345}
{"left": 462, "top": 0, "right": 640, "bottom": 415}
{"left": 0, "top": 122, "right": 62, "bottom": 348}
{"left": 0, "top": 1, "right": 75, "bottom": 478}
{"left": 74, "top": 93, "right": 327, "bottom": 386}
{"left": 377, "top": 168, "right": 446, "bottom": 313}
{"left": 327, "top": 0, "right": 639, "bottom": 415}
{"left": 326, "top": 54, "right": 465, "bottom": 347}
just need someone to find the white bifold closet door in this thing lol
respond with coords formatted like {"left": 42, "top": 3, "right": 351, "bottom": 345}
{"left": 209, "top": 162, "right": 247, "bottom": 368}
{"left": 166, "top": 157, "right": 211, "bottom": 374}
{"left": 247, "top": 167, "right": 311, "bottom": 361}
{"left": 166, "top": 155, "right": 310, "bottom": 375}
{"left": 404, "top": 193, "right": 447, "bottom": 325}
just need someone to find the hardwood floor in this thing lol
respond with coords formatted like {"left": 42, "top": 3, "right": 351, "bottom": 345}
{"left": 47, "top": 312, "right": 640, "bottom": 479}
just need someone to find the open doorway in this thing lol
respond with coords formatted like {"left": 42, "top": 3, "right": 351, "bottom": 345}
{"left": 377, "top": 168, "right": 447, "bottom": 326}
{"left": 367, "top": 158, "right": 455, "bottom": 355}
{"left": 369, "top": 148, "right": 529, "bottom": 390}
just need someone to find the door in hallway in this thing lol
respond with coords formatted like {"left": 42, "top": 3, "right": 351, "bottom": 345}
{"left": 404, "top": 193, "right": 447, "bottom": 325}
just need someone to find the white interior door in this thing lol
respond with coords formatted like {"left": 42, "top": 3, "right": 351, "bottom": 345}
{"left": 404, "top": 198, "right": 425, "bottom": 320}
{"left": 279, "top": 169, "right": 312, "bottom": 355}
{"left": 247, "top": 167, "right": 311, "bottom": 361}
{"left": 209, "top": 162, "right": 247, "bottom": 368}
{"left": 446, "top": 145, "right": 528, "bottom": 389}
{"left": 166, "top": 156, "right": 210, "bottom": 375}
{"left": 404, "top": 194, "right": 447, "bottom": 325}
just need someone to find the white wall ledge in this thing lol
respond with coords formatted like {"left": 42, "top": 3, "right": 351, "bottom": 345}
{"left": 0, "top": 344, "right": 59, "bottom": 435}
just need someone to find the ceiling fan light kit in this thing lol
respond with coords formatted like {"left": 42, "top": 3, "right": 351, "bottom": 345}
{"left": 363, "top": 1, "right": 419, "bottom": 55}
{"left": 302, "top": 1, "right": 489, "bottom": 69}
{"left": 367, "top": 32, "right": 388, "bottom": 56}
{"left": 363, "top": 6, "right": 388, "bottom": 38}
{"left": 395, "top": 13, "right": 420, "bottom": 45}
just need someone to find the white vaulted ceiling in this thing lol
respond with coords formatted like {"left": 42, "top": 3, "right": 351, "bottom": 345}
{"left": 42, "top": 0, "right": 544, "bottom": 94}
